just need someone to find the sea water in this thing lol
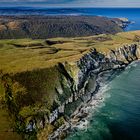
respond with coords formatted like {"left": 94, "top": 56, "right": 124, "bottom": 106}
{"left": 0, "top": 7, "right": 140, "bottom": 140}
{"left": 67, "top": 61, "right": 140, "bottom": 140}
{"left": 0, "top": 8, "right": 140, "bottom": 31}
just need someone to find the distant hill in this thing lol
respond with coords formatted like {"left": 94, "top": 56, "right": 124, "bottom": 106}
{"left": 0, "top": 31, "right": 140, "bottom": 140}
{"left": 0, "top": 16, "right": 124, "bottom": 39}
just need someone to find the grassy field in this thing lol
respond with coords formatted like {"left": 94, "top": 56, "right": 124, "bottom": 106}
{"left": 0, "top": 30, "right": 140, "bottom": 74}
{"left": 0, "top": 108, "right": 22, "bottom": 140}
{"left": 0, "top": 30, "right": 140, "bottom": 140}
{"left": 0, "top": 77, "right": 22, "bottom": 140}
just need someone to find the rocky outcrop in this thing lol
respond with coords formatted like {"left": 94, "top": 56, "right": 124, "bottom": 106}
{"left": 112, "top": 18, "right": 131, "bottom": 29}
{"left": 1, "top": 42, "right": 140, "bottom": 140}
{"left": 48, "top": 43, "right": 140, "bottom": 139}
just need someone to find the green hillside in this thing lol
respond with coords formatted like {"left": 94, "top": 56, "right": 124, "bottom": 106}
{"left": 0, "top": 30, "right": 140, "bottom": 140}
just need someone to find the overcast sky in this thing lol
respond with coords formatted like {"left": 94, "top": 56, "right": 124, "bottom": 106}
{"left": 0, "top": 0, "right": 140, "bottom": 7}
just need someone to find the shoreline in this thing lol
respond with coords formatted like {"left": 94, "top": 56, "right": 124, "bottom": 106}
{"left": 48, "top": 62, "right": 130, "bottom": 140}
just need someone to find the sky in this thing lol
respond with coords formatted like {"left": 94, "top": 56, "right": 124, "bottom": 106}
{"left": 0, "top": 0, "right": 140, "bottom": 7}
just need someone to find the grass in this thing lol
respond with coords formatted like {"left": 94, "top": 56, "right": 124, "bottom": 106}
{"left": 0, "top": 30, "right": 140, "bottom": 140}
{"left": 0, "top": 30, "right": 140, "bottom": 74}
{"left": 0, "top": 107, "right": 22, "bottom": 140}
{"left": 0, "top": 78, "right": 22, "bottom": 140}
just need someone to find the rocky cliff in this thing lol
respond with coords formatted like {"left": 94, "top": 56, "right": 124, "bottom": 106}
{"left": 0, "top": 31, "right": 140, "bottom": 140}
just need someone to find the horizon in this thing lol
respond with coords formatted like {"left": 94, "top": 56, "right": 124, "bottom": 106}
{"left": 1, "top": 0, "right": 140, "bottom": 8}
{"left": 1, "top": 6, "right": 140, "bottom": 8}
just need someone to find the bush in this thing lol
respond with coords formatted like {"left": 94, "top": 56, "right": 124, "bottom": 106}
{"left": 54, "top": 117, "right": 65, "bottom": 129}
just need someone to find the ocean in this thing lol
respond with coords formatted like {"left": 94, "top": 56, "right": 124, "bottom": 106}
{"left": 0, "top": 7, "right": 140, "bottom": 31}
{"left": 0, "top": 7, "right": 140, "bottom": 140}
{"left": 67, "top": 61, "right": 140, "bottom": 140}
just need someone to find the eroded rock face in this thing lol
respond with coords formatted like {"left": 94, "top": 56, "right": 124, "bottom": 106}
{"left": 75, "top": 43, "right": 140, "bottom": 103}
{"left": 1, "top": 43, "right": 140, "bottom": 139}
{"left": 46, "top": 43, "right": 140, "bottom": 139}
{"left": 43, "top": 43, "right": 140, "bottom": 138}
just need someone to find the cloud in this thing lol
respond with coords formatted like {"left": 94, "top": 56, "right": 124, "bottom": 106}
{"left": 0, "top": 0, "right": 140, "bottom": 7}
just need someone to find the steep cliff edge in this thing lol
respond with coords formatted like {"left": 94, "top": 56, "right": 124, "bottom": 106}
{"left": 0, "top": 31, "right": 140, "bottom": 140}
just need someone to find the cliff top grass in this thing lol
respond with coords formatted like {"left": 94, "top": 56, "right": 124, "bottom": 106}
{"left": 0, "top": 30, "right": 140, "bottom": 140}
{"left": 0, "top": 30, "right": 140, "bottom": 74}
{"left": 0, "top": 107, "right": 22, "bottom": 140}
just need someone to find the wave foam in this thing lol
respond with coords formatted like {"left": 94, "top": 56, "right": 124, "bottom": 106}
{"left": 71, "top": 84, "right": 111, "bottom": 130}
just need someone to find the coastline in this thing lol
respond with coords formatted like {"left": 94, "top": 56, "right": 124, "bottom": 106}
{"left": 0, "top": 28, "right": 140, "bottom": 139}
{"left": 0, "top": 7, "right": 139, "bottom": 140}
{"left": 47, "top": 40, "right": 140, "bottom": 139}
{"left": 115, "top": 17, "right": 131, "bottom": 29}
{"left": 48, "top": 62, "right": 131, "bottom": 140}
{"left": 66, "top": 60, "right": 140, "bottom": 140}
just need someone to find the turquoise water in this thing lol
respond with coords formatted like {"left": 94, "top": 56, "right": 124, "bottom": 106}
{"left": 67, "top": 61, "right": 140, "bottom": 140}
{"left": 0, "top": 7, "right": 140, "bottom": 140}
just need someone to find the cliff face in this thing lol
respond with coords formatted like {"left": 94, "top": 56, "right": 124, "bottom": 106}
{"left": 1, "top": 42, "right": 140, "bottom": 139}
{"left": 0, "top": 31, "right": 140, "bottom": 139}
{"left": 77, "top": 43, "right": 140, "bottom": 98}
